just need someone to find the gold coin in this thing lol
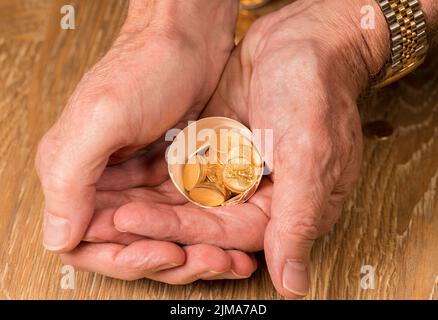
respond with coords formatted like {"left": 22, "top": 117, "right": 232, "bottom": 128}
{"left": 206, "top": 163, "right": 225, "bottom": 185}
{"left": 205, "top": 164, "right": 231, "bottom": 199}
{"left": 189, "top": 182, "right": 226, "bottom": 207}
{"left": 183, "top": 155, "right": 207, "bottom": 191}
{"left": 223, "top": 157, "right": 258, "bottom": 193}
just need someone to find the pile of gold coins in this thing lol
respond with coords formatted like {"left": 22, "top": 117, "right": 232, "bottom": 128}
{"left": 182, "top": 129, "right": 263, "bottom": 207}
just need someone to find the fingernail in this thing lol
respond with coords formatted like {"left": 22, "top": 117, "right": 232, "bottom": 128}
{"left": 43, "top": 213, "right": 70, "bottom": 251}
{"left": 282, "top": 260, "right": 309, "bottom": 296}
{"left": 230, "top": 269, "right": 251, "bottom": 279}
{"left": 114, "top": 225, "right": 127, "bottom": 233}
{"left": 155, "top": 263, "right": 181, "bottom": 272}
{"left": 82, "top": 237, "right": 104, "bottom": 243}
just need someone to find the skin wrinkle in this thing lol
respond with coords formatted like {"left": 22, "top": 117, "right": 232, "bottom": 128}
{"left": 173, "top": 204, "right": 232, "bottom": 248}
{"left": 215, "top": 208, "right": 265, "bottom": 251}
{"left": 114, "top": 242, "right": 175, "bottom": 276}
{"left": 112, "top": 244, "right": 128, "bottom": 267}
{"left": 273, "top": 213, "right": 320, "bottom": 244}
{"left": 123, "top": 0, "right": 155, "bottom": 33}
{"left": 350, "top": 0, "right": 390, "bottom": 77}
{"left": 247, "top": 182, "right": 272, "bottom": 218}
{"left": 172, "top": 205, "right": 191, "bottom": 244}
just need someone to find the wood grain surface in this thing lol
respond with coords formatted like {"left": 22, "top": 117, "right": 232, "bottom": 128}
{"left": 0, "top": 0, "right": 437, "bottom": 300}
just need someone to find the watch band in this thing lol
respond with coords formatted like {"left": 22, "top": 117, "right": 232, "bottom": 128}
{"left": 372, "top": 0, "right": 429, "bottom": 88}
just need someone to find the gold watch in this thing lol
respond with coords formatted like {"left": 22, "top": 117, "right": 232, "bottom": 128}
{"left": 372, "top": 0, "right": 429, "bottom": 88}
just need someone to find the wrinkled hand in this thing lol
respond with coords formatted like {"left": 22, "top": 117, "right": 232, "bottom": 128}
{"left": 204, "top": 0, "right": 389, "bottom": 298}
{"left": 112, "top": 0, "right": 390, "bottom": 297}
{"left": 36, "top": 0, "right": 264, "bottom": 283}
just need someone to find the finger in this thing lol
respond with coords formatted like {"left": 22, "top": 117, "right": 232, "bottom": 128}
{"left": 96, "top": 146, "right": 169, "bottom": 191}
{"left": 61, "top": 240, "right": 186, "bottom": 281}
{"left": 61, "top": 242, "right": 239, "bottom": 284}
{"left": 203, "top": 250, "right": 258, "bottom": 280}
{"left": 113, "top": 180, "right": 272, "bottom": 252}
{"left": 264, "top": 134, "right": 338, "bottom": 299}
{"left": 85, "top": 215, "right": 258, "bottom": 280}
{"left": 84, "top": 206, "right": 260, "bottom": 282}
{"left": 147, "top": 244, "right": 232, "bottom": 284}
{"left": 96, "top": 180, "right": 189, "bottom": 211}
{"left": 80, "top": 221, "right": 257, "bottom": 282}
{"left": 95, "top": 191, "right": 131, "bottom": 211}
{"left": 83, "top": 207, "right": 144, "bottom": 245}
{"left": 320, "top": 131, "right": 362, "bottom": 235}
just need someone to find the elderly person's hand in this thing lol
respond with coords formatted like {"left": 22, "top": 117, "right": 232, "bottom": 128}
{"left": 205, "top": 0, "right": 389, "bottom": 297}
{"left": 102, "top": 0, "right": 392, "bottom": 297}
{"left": 36, "top": 0, "right": 263, "bottom": 283}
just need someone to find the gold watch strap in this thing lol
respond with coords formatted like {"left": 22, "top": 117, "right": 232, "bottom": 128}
{"left": 372, "top": 0, "right": 429, "bottom": 88}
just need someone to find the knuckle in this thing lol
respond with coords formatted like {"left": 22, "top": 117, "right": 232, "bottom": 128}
{"left": 85, "top": 98, "right": 119, "bottom": 127}
{"left": 115, "top": 255, "right": 156, "bottom": 279}
{"left": 66, "top": 90, "right": 131, "bottom": 144}
{"left": 71, "top": 85, "right": 120, "bottom": 118}
{"left": 40, "top": 172, "right": 74, "bottom": 196}
{"left": 191, "top": 244, "right": 231, "bottom": 272}
{"left": 35, "top": 131, "right": 60, "bottom": 178}
{"left": 189, "top": 244, "right": 214, "bottom": 261}
{"left": 278, "top": 206, "right": 321, "bottom": 242}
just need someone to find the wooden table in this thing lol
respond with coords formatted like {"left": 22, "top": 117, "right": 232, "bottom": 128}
{"left": 1, "top": 0, "right": 437, "bottom": 300}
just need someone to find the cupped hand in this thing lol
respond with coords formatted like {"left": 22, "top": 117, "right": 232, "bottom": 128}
{"left": 203, "top": 0, "right": 388, "bottom": 298}
{"left": 36, "top": 0, "right": 264, "bottom": 283}
{"left": 113, "top": 0, "right": 389, "bottom": 297}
